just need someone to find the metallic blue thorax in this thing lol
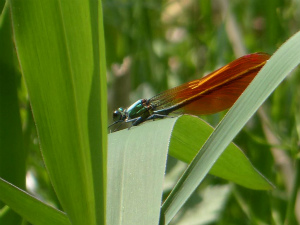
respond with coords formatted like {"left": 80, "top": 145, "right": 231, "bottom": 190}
{"left": 126, "top": 99, "right": 151, "bottom": 119}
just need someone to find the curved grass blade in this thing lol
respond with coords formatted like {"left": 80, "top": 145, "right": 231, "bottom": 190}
{"left": 161, "top": 31, "right": 300, "bottom": 225}
{"left": 107, "top": 114, "right": 272, "bottom": 224}
{"left": 107, "top": 118, "right": 177, "bottom": 225}
{"left": 0, "top": 178, "right": 70, "bottom": 225}
{"left": 169, "top": 115, "right": 273, "bottom": 190}
{"left": 10, "top": 1, "right": 107, "bottom": 224}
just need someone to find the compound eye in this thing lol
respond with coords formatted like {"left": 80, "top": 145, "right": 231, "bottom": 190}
{"left": 113, "top": 110, "right": 122, "bottom": 122}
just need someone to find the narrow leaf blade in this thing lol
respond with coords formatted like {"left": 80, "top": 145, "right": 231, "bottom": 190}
{"left": 10, "top": 1, "right": 107, "bottom": 224}
{"left": 0, "top": 178, "right": 71, "bottom": 225}
{"left": 162, "top": 31, "right": 300, "bottom": 224}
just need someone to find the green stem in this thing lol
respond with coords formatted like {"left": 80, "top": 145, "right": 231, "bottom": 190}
{"left": 284, "top": 158, "right": 300, "bottom": 225}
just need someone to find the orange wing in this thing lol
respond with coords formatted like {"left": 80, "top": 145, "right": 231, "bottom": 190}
{"left": 150, "top": 53, "right": 270, "bottom": 115}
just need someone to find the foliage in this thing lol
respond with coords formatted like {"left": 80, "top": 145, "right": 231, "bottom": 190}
{"left": 0, "top": 0, "right": 300, "bottom": 225}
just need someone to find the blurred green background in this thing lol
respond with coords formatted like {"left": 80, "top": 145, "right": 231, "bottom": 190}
{"left": 105, "top": 0, "right": 300, "bottom": 224}
{"left": 1, "top": 0, "right": 300, "bottom": 224}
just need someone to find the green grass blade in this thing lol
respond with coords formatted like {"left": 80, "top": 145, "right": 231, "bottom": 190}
{"left": 0, "top": 4, "right": 25, "bottom": 224}
{"left": 161, "top": 31, "right": 300, "bottom": 224}
{"left": 107, "top": 114, "right": 272, "bottom": 224}
{"left": 0, "top": 1, "right": 25, "bottom": 191}
{"left": 0, "top": 178, "right": 71, "bottom": 225}
{"left": 107, "top": 118, "right": 177, "bottom": 225}
{"left": 169, "top": 115, "right": 273, "bottom": 190}
{"left": 10, "top": 1, "right": 107, "bottom": 224}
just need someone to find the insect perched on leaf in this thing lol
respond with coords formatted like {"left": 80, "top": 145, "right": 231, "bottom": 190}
{"left": 109, "top": 53, "right": 270, "bottom": 129}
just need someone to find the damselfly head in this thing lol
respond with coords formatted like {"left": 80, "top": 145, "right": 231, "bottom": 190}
{"left": 113, "top": 107, "right": 126, "bottom": 122}
{"left": 108, "top": 107, "right": 127, "bottom": 130}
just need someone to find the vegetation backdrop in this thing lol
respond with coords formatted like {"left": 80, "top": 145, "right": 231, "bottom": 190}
{"left": 0, "top": 0, "right": 300, "bottom": 225}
